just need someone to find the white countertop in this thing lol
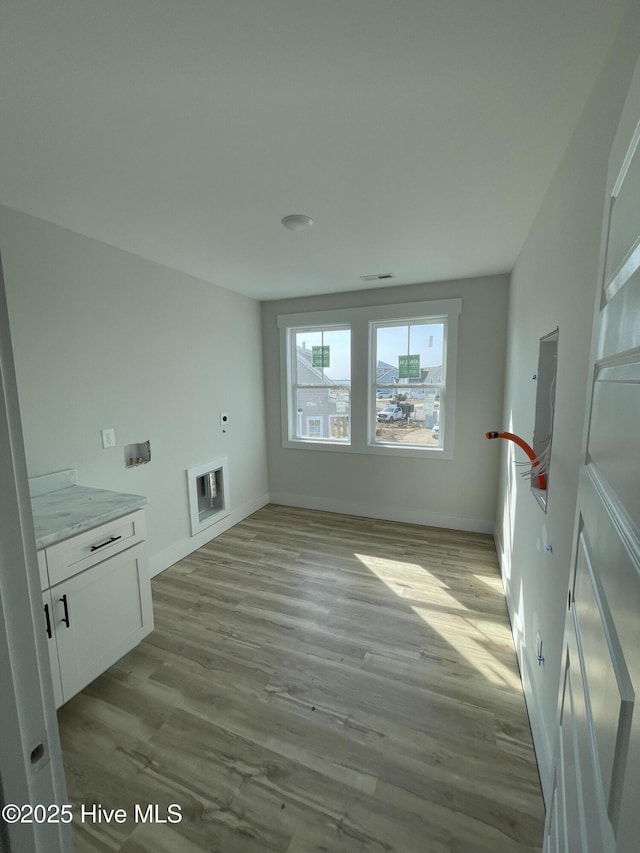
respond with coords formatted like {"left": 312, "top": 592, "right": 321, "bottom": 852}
{"left": 31, "top": 480, "right": 148, "bottom": 549}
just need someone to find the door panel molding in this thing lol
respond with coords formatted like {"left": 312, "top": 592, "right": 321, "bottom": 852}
{"left": 604, "top": 118, "right": 640, "bottom": 301}
{"left": 573, "top": 531, "right": 634, "bottom": 828}
{"left": 585, "top": 462, "right": 640, "bottom": 569}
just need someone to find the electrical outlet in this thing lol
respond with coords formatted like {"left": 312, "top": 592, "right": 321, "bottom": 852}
{"left": 101, "top": 428, "right": 116, "bottom": 449}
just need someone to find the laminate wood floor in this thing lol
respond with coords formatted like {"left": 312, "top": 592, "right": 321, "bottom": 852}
{"left": 58, "top": 504, "right": 544, "bottom": 852}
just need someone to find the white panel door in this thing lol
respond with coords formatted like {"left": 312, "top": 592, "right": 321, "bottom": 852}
{"left": 0, "top": 252, "right": 69, "bottom": 852}
{"left": 544, "top": 59, "right": 640, "bottom": 853}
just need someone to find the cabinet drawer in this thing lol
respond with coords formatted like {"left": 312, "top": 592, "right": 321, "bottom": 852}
{"left": 46, "top": 510, "right": 146, "bottom": 586}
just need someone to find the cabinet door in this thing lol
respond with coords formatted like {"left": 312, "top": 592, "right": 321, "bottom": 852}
{"left": 51, "top": 543, "right": 153, "bottom": 703}
{"left": 41, "top": 590, "right": 63, "bottom": 708}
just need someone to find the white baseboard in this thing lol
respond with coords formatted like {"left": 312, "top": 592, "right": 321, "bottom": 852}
{"left": 148, "top": 492, "right": 269, "bottom": 577}
{"left": 268, "top": 491, "right": 494, "bottom": 534}
{"left": 493, "top": 522, "right": 505, "bottom": 570}
{"left": 494, "top": 521, "right": 552, "bottom": 806}
{"left": 149, "top": 490, "right": 492, "bottom": 577}
{"left": 520, "top": 642, "right": 552, "bottom": 805}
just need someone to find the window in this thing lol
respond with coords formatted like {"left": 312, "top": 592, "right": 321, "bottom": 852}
{"left": 372, "top": 319, "right": 445, "bottom": 449}
{"left": 278, "top": 298, "right": 460, "bottom": 458}
{"left": 306, "top": 416, "right": 323, "bottom": 437}
{"left": 285, "top": 325, "right": 351, "bottom": 444}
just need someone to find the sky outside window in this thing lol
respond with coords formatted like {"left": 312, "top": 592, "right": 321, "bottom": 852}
{"left": 295, "top": 328, "right": 350, "bottom": 381}
{"left": 376, "top": 323, "right": 444, "bottom": 372}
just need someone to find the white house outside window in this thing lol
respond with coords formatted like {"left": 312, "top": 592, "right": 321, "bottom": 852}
{"left": 288, "top": 326, "right": 351, "bottom": 444}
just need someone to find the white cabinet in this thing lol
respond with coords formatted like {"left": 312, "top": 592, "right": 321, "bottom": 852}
{"left": 42, "top": 589, "right": 63, "bottom": 708}
{"left": 45, "top": 510, "right": 146, "bottom": 586}
{"left": 39, "top": 510, "right": 153, "bottom": 708}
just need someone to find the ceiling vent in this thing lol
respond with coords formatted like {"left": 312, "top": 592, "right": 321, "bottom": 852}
{"left": 360, "top": 273, "right": 394, "bottom": 282}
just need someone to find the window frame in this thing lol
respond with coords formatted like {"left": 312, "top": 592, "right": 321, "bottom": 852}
{"left": 278, "top": 298, "right": 461, "bottom": 458}
{"left": 370, "top": 316, "right": 447, "bottom": 452}
{"left": 283, "top": 321, "right": 352, "bottom": 448}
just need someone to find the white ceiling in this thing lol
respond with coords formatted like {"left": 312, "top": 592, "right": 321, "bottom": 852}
{"left": 0, "top": 0, "right": 628, "bottom": 301}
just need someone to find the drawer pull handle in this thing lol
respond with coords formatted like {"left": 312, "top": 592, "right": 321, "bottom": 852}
{"left": 90, "top": 535, "right": 122, "bottom": 552}
{"left": 44, "top": 603, "right": 52, "bottom": 639}
{"left": 60, "top": 594, "right": 70, "bottom": 628}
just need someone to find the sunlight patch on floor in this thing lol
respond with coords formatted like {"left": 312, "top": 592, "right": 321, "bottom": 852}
{"left": 355, "top": 552, "right": 522, "bottom": 691}
{"left": 472, "top": 572, "right": 504, "bottom": 593}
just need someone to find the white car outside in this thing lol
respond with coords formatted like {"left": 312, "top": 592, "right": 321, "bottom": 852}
{"left": 377, "top": 405, "right": 404, "bottom": 423}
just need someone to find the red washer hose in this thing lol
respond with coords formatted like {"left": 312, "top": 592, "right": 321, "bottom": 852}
{"left": 485, "top": 431, "right": 547, "bottom": 491}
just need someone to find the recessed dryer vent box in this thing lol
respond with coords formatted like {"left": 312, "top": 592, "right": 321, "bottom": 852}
{"left": 187, "top": 457, "right": 230, "bottom": 536}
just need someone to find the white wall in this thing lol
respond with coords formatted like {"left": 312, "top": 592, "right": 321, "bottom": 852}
{"left": 0, "top": 207, "right": 269, "bottom": 574}
{"left": 495, "top": 4, "right": 640, "bottom": 800}
{"left": 262, "top": 275, "right": 509, "bottom": 533}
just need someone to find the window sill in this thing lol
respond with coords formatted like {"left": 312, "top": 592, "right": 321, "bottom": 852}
{"left": 283, "top": 438, "right": 352, "bottom": 452}
{"left": 282, "top": 438, "right": 453, "bottom": 459}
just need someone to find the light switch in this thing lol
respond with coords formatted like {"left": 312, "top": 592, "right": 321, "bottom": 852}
{"left": 101, "top": 428, "right": 116, "bottom": 449}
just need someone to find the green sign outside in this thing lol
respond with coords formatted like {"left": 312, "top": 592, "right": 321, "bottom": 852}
{"left": 398, "top": 354, "right": 420, "bottom": 379}
{"left": 312, "top": 345, "right": 330, "bottom": 368}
